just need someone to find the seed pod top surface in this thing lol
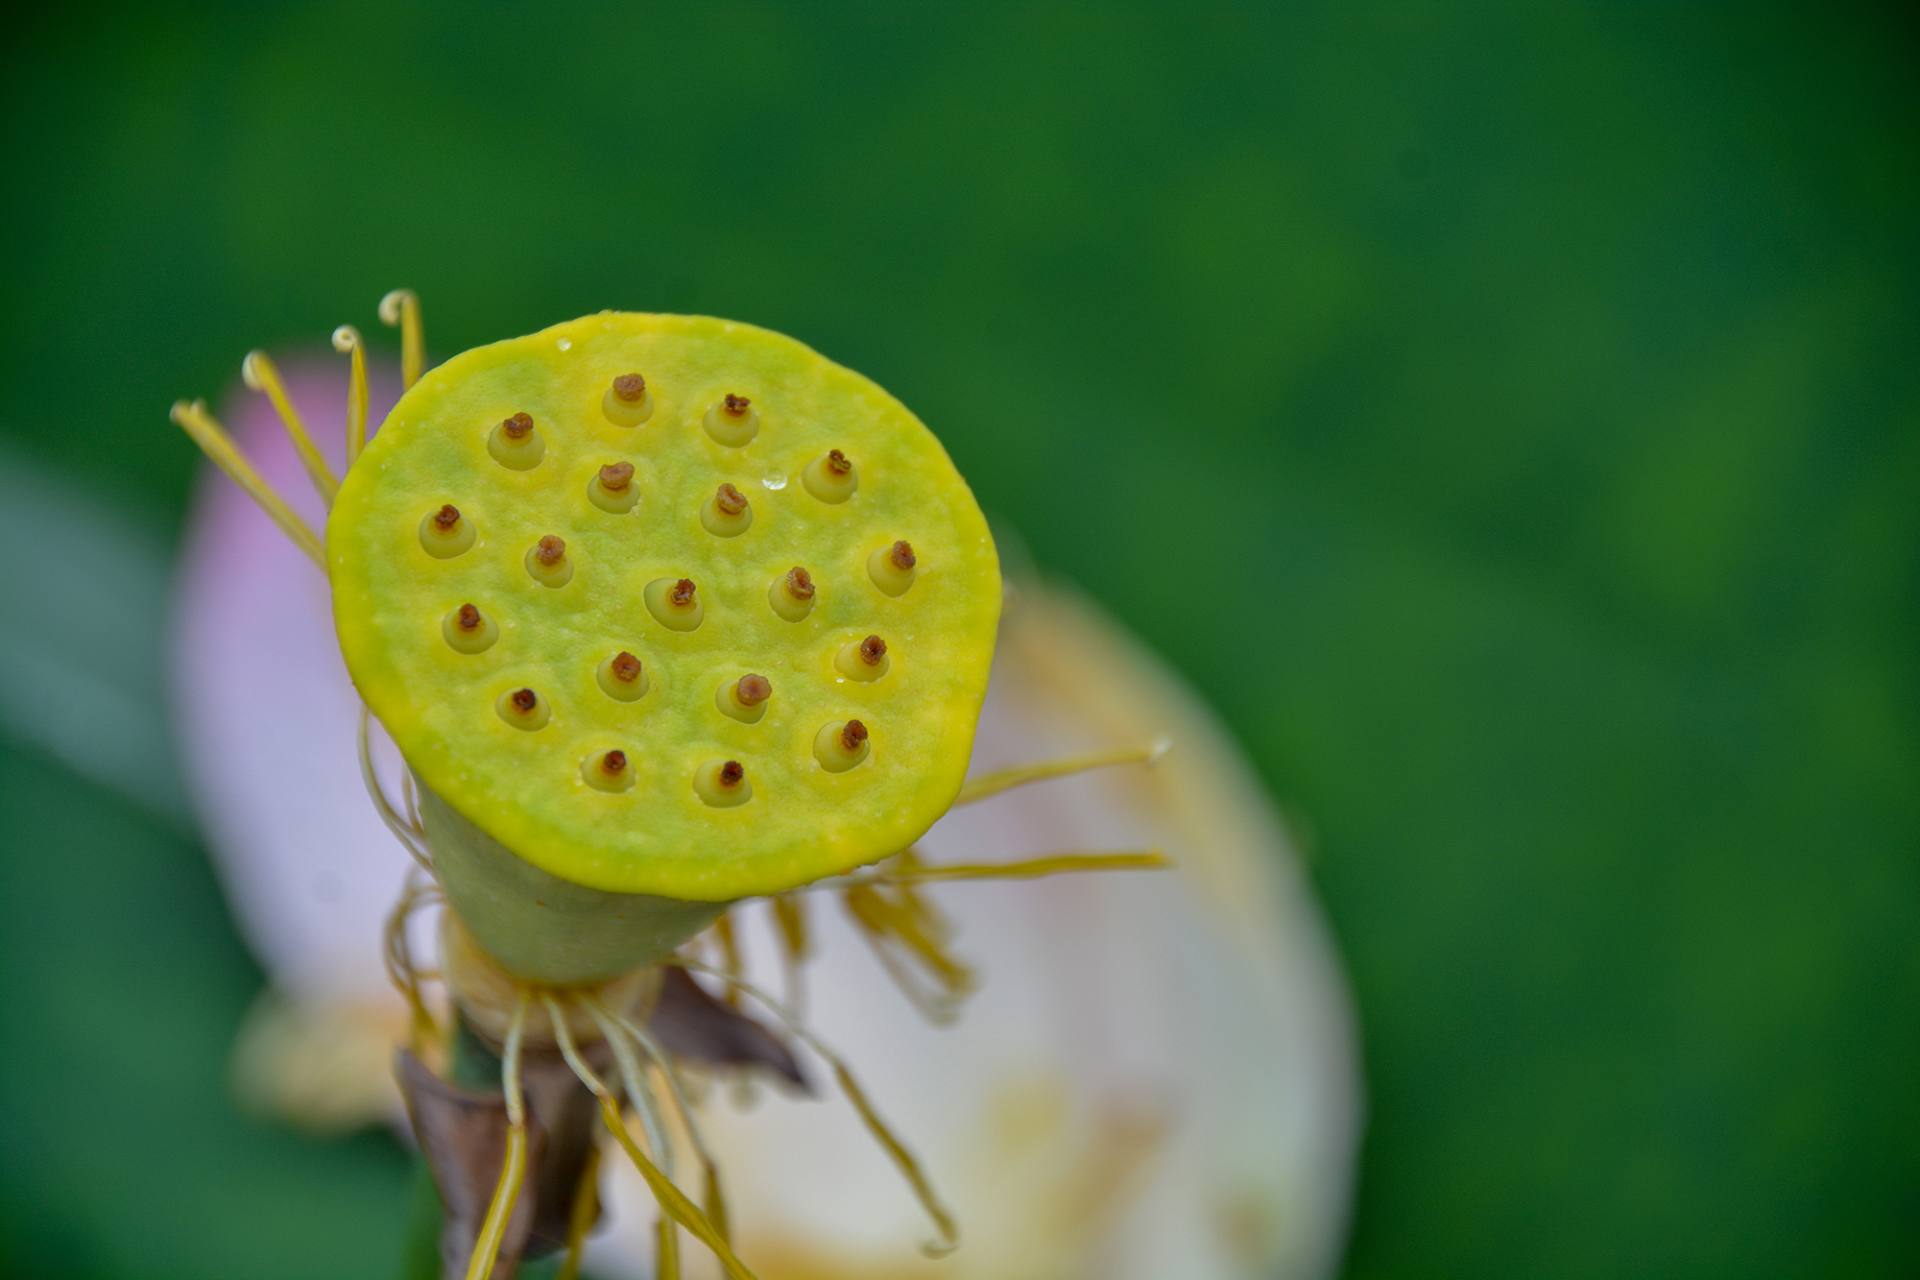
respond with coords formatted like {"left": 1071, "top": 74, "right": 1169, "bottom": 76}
{"left": 328, "top": 313, "right": 1000, "bottom": 900}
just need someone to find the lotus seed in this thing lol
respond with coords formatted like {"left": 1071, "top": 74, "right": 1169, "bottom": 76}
{"left": 602, "top": 372, "right": 653, "bottom": 426}
{"left": 695, "top": 758, "right": 752, "bottom": 807}
{"left": 488, "top": 411, "right": 544, "bottom": 469}
{"left": 836, "top": 633, "right": 891, "bottom": 681}
{"left": 595, "top": 650, "right": 648, "bottom": 701}
{"left": 802, "top": 448, "right": 858, "bottom": 503}
{"left": 582, "top": 747, "right": 635, "bottom": 792}
{"left": 525, "top": 534, "right": 573, "bottom": 587}
{"left": 442, "top": 602, "right": 499, "bottom": 654}
{"left": 868, "top": 540, "right": 917, "bottom": 596}
{"left": 769, "top": 565, "right": 817, "bottom": 622}
{"left": 643, "top": 577, "right": 704, "bottom": 632}
{"left": 588, "top": 461, "right": 639, "bottom": 514}
{"left": 418, "top": 502, "right": 476, "bottom": 558}
{"left": 814, "top": 718, "right": 871, "bottom": 772}
{"left": 717, "top": 673, "right": 772, "bottom": 724}
{"left": 701, "top": 482, "right": 753, "bottom": 536}
{"left": 704, "top": 393, "right": 758, "bottom": 446}
{"left": 496, "top": 686, "right": 551, "bottom": 730}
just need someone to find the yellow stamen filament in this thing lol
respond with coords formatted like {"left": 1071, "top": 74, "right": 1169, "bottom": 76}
{"left": 381, "top": 869, "right": 442, "bottom": 1052}
{"left": 379, "top": 288, "right": 425, "bottom": 390}
{"left": 771, "top": 894, "right": 810, "bottom": 1012}
{"left": 657, "top": 1215, "right": 680, "bottom": 1280}
{"left": 864, "top": 851, "right": 1172, "bottom": 886}
{"left": 556, "top": 1142, "right": 600, "bottom": 1280}
{"left": 242, "top": 351, "right": 340, "bottom": 504}
{"left": 331, "top": 325, "right": 369, "bottom": 469}
{"left": 357, "top": 705, "right": 431, "bottom": 870}
{"left": 844, "top": 884, "right": 976, "bottom": 999}
{"left": 549, "top": 1000, "right": 758, "bottom": 1280}
{"left": 713, "top": 911, "right": 744, "bottom": 1009}
{"left": 674, "top": 958, "right": 959, "bottom": 1257}
{"left": 464, "top": 992, "right": 529, "bottom": 1280}
{"left": 954, "top": 743, "right": 1166, "bottom": 807}
{"left": 168, "top": 400, "right": 325, "bottom": 566}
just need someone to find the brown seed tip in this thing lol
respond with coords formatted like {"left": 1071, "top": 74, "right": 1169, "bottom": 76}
{"left": 735, "top": 674, "right": 771, "bottom": 706}
{"left": 786, "top": 566, "right": 815, "bottom": 600}
{"left": 535, "top": 534, "right": 566, "bottom": 566}
{"left": 842, "top": 719, "right": 869, "bottom": 750}
{"left": 610, "top": 651, "right": 642, "bottom": 683}
{"left": 723, "top": 393, "right": 751, "bottom": 415}
{"left": 890, "top": 540, "right": 917, "bottom": 570}
{"left": 456, "top": 603, "right": 482, "bottom": 632}
{"left": 671, "top": 578, "right": 696, "bottom": 607}
{"left": 859, "top": 634, "right": 888, "bottom": 665}
{"left": 612, "top": 373, "right": 647, "bottom": 402}
{"left": 715, "top": 483, "right": 748, "bottom": 515}
{"left": 599, "top": 461, "right": 634, "bottom": 491}
{"left": 601, "top": 749, "right": 628, "bottom": 774}
{"left": 433, "top": 503, "right": 461, "bottom": 531}
{"left": 719, "top": 760, "right": 745, "bottom": 787}
{"left": 502, "top": 411, "right": 534, "bottom": 440}
{"left": 826, "top": 448, "right": 852, "bottom": 475}
{"left": 511, "top": 688, "right": 538, "bottom": 712}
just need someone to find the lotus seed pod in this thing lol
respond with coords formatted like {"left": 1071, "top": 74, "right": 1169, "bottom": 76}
{"left": 326, "top": 313, "right": 1001, "bottom": 982}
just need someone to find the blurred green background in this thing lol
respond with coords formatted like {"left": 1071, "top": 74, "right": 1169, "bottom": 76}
{"left": 3, "top": 1, "right": 1916, "bottom": 1276}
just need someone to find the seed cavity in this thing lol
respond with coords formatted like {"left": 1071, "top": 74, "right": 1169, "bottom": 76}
{"left": 603, "top": 373, "right": 654, "bottom": 426}
{"left": 836, "top": 633, "right": 891, "bottom": 681}
{"left": 701, "top": 482, "right": 753, "bottom": 536}
{"left": 589, "top": 461, "right": 639, "bottom": 514}
{"left": 525, "top": 534, "right": 573, "bottom": 587}
{"left": 644, "top": 577, "right": 705, "bottom": 632}
{"left": 596, "top": 649, "right": 648, "bottom": 701}
{"left": 496, "top": 686, "right": 551, "bottom": 730}
{"left": 418, "top": 502, "right": 476, "bottom": 558}
{"left": 704, "top": 393, "right": 759, "bottom": 446}
{"left": 717, "top": 673, "right": 772, "bottom": 724}
{"left": 488, "top": 412, "right": 544, "bottom": 469}
{"left": 694, "top": 758, "right": 753, "bottom": 807}
{"left": 802, "top": 448, "right": 859, "bottom": 503}
{"left": 442, "top": 602, "right": 499, "bottom": 654}
{"left": 868, "top": 539, "right": 917, "bottom": 596}
{"left": 814, "top": 718, "right": 872, "bottom": 772}
{"left": 769, "top": 565, "right": 817, "bottom": 622}
{"left": 583, "top": 747, "right": 635, "bottom": 792}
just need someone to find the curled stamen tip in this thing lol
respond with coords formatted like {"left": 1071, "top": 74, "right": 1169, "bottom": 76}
{"left": 167, "top": 400, "right": 194, "bottom": 424}
{"left": 1148, "top": 737, "right": 1174, "bottom": 763}
{"left": 240, "top": 350, "right": 270, "bottom": 389}
{"left": 612, "top": 372, "right": 647, "bottom": 402}
{"left": 331, "top": 325, "right": 362, "bottom": 352}
{"left": 378, "top": 289, "right": 416, "bottom": 324}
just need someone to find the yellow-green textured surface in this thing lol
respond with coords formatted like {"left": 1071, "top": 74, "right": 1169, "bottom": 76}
{"left": 328, "top": 313, "right": 999, "bottom": 899}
